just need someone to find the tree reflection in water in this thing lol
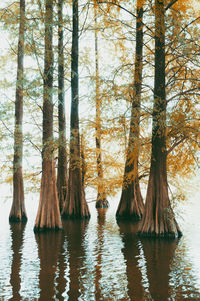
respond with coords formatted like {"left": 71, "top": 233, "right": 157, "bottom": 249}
{"left": 117, "top": 220, "right": 146, "bottom": 301}
{"left": 95, "top": 208, "right": 108, "bottom": 300}
{"left": 9, "top": 222, "right": 26, "bottom": 301}
{"left": 35, "top": 230, "right": 65, "bottom": 300}
{"left": 140, "top": 237, "right": 179, "bottom": 301}
{"left": 62, "top": 219, "right": 89, "bottom": 300}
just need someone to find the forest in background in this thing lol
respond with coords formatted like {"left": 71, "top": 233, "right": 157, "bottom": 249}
{"left": 0, "top": 0, "right": 199, "bottom": 236}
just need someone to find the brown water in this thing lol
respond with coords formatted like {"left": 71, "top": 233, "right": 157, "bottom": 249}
{"left": 1, "top": 192, "right": 200, "bottom": 300}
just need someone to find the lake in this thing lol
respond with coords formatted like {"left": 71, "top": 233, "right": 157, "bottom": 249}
{"left": 0, "top": 189, "right": 200, "bottom": 300}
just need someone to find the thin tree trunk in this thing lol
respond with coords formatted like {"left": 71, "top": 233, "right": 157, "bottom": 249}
{"left": 62, "top": 0, "right": 90, "bottom": 219}
{"left": 80, "top": 134, "right": 86, "bottom": 186}
{"left": 116, "top": 0, "right": 144, "bottom": 220}
{"left": 34, "top": 0, "right": 62, "bottom": 232}
{"left": 138, "top": 0, "right": 182, "bottom": 238}
{"left": 57, "top": 0, "right": 67, "bottom": 212}
{"left": 94, "top": 5, "right": 109, "bottom": 209}
{"left": 9, "top": 0, "right": 27, "bottom": 223}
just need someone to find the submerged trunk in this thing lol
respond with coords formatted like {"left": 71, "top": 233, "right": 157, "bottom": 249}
{"left": 34, "top": 0, "right": 62, "bottom": 232}
{"left": 57, "top": 0, "right": 67, "bottom": 212}
{"left": 116, "top": 0, "right": 144, "bottom": 220}
{"left": 94, "top": 5, "right": 108, "bottom": 209}
{"left": 138, "top": 0, "right": 182, "bottom": 238}
{"left": 9, "top": 0, "right": 27, "bottom": 223}
{"left": 62, "top": 0, "right": 90, "bottom": 219}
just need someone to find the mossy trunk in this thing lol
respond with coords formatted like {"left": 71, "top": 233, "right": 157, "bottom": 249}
{"left": 9, "top": 0, "right": 27, "bottom": 223}
{"left": 57, "top": 0, "right": 67, "bottom": 212}
{"left": 62, "top": 0, "right": 90, "bottom": 219}
{"left": 138, "top": 0, "right": 182, "bottom": 238}
{"left": 116, "top": 0, "right": 144, "bottom": 220}
{"left": 34, "top": 0, "right": 62, "bottom": 232}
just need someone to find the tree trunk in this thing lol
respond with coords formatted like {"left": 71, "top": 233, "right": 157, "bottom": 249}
{"left": 80, "top": 134, "right": 86, "bottom": 186}
{"left": 9, "top": 0, "right": 27, "bottom": 223}
{"left": 138, "top": 0, "right": 182, "bottom": 238}
{"left": 94, "top": 5, "right": 109, "bottom": 209}
{"left": 57, "top": 0, "right": 68, "bottom": 212}
{"left": 116, "top": 0, "right": 144, "bottom": 220}
{"left": 34, "top": 0, "right": 62, "bottom": 232}
{"left": 62, "top": 0, "right": 90, "bottom": 219}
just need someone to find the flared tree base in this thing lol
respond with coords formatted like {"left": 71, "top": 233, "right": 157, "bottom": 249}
{"left": 96, "top": 199, "right": 109, "bottom": 209}
{"left": 61, "top": 168, "right": 90, "bottom": 220}
{"left": 61, "top": 195, "right": 91, "bottom": 220}
{"left": 138, "top": 211, "right": 183, "bottom": 239}
{"left": 116, "top": 177, "right": 144, "bottom": 222}
{"left": 9, "top": 214, "right": 27, "bottom": 223}
{"left": 34, "top": 159, "right": 63, "bottom": 232}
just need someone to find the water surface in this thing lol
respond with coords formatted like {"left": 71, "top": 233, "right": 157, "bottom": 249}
{"left": 0, "top": 192, "right": 200, "bottom": 300}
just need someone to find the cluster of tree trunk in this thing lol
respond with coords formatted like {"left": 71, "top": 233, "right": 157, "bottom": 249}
{"left": 9, "top": 0, "right": 183, "bottom": 238}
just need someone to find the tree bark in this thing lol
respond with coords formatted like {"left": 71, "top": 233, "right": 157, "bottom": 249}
{"left": 34, "top": 0, "right": 62, "bottom": 232}
{"left": 57, "top": 0, "right": 68, "bottom": 212}
{"left": 94, "top": 5, "right": 109, "bottom": 209}
{"left": 138, "top": 0, "right": 182, "bottom": 238}
{"left": 62, "top": 0, "right": 90, "bottom": 219}
{"left": 9, "top": 0, "right": 27, "bottom": 223}
{"left": 116, "top": 0, "right": 144, "bottom": 220}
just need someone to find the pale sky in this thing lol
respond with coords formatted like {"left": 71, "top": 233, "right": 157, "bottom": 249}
{"left": 192, "top": 0, "right": 200, "bottom": 11}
